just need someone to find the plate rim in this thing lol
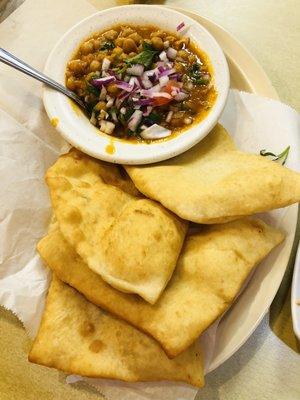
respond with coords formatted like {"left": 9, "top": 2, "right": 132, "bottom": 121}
{"left": 170, "top": 6, "right": 279, "bottom": 100}
{"left": 93, "top": 2, "right": 295, "bottom": 377}
{"left": 168, "top": 6, "right": 297, "bottom": 374}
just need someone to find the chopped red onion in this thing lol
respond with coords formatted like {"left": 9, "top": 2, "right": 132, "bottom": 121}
{"left": 110, "top": 109, "right": 118, "bottom": 123}
{"left": 128, "top": 110, "right": 143, "bottom": 131}
{"left": 118, "top": 90, "right": 131, "bottom": 101}
{"left": 92, "top": 76, "right": 116, "bottom": 88}
{"left": 156, "top": 61, "right": 166, "bottom": 68}
{"left": 141, "top": 73, "right": 153, "bottom": 89}
{"left": 106, "top": 96, "right": 114, "bottom": 108}
{"left": 174, "top": 91, "right": 189, "bottom": 101}
{"left": 176, "top": 21, "right": 185, "bottom": 31}
{"left": 159, "top": 51, "right": 168, "bottom": 62}
{"left": 128, "top": 76, "right": 141, "bottom": 89}
{"left": 145, "top": 68, "right": 158, "bottom": 78}
{"left": 100, "top": 120, "right": 115, "bottom": 134}
{"left": 90, "top": 112, "right": 97, "bottom": 126}
{"left": 134, "top": 105, "right": 141, "bottom": 110}
{"left": 151, "top": 92, "right": 172, "bottom": 99}
{"left": 166, "top": 111, "right": 173, "bottom": 123}
{"left": 168, "top": 73, "right": 181, "bottom": 81}
{"left": 171, "top": 88, "right": 180, "bottom": 96}
{"left": 159, "top": 75, "right": 169, "bottom": 86}
{"left": 140, "top": 124, "right": 172, "bottom": 139}
{"left": 143, "top": 106, "right": 153, "bottom": 116}
{"left": 132, "top": 77, "right": 142, "bottom": 88}
{"left": 102, "top": 58, "right": 111, "bottom": 71}
{"left": 120, "top": 107, "right": 127, "bottom": 115}
{"left": 99, "top": 109, "right": 109, "bottom": 120}
{"left": 134, "top": 98, "right": 153, "bottom": 106}
{"left": 159, "top": 68, "right": 176, "bottom": 77}
{"left": 140, "top": 84, "right": 161, "bottom": 97}
{"left": 115, "top": 81, "right": 134, "bottom": 92}
{"left": 126, "top": 64, "right": 144, "bottom": 76}
{"left": 99, "top": 86, "right": 107, "bottom": 100}
{"left": 166, "top": 47, "right": 177, "bottom": 60}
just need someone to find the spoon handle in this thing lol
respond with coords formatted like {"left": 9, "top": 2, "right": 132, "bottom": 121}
{"left": 0, "top": 47, "right": 85, "bottom": 108}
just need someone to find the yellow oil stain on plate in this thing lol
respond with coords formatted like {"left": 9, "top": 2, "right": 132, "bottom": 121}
{"left": 105, "top": 139, "right": 115, "bottom": 155}
{"left": 50, "top": 117, "right": 59, "bottom": 127}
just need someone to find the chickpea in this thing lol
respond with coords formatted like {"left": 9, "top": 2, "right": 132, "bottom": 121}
{"left": 119, "top": 53, "right": 127, "bottom": 61}
{"left": 188, "top": 54, "right": 196, "bottom": 63}
{"left": 112, "top": 46, "right": 123, "bottom": 56}
{"left": 174, "top": 62, "right": 185, "bottom": 73}
{"left": 96, "top": 53, "right": 105, "bottom": 61}
{"left": 150, "top": 30, "right": 164, "bottom": 39}
{"left": 68, "top": 59, "right": 87, "bottom": 74}
{"left": 166, "top": 35, "right": 176, "bottom": 44}
{"left": 66, "top": 76, "right": 76, "bottom": 91}
{"left": 177, "top": 50, "right": 189, "bottom": 60}
{"left": 86, "top": 71, "right": 99, "bottom": 81}
{"left": 184, "top": 101, "right": 198, "bottom": 113}
{"left": 80, "top": 40, "right": 94, "bottom": 55}
{"left": 122, "top": 38, "right": 137, "bottom": 54}
{"left": 128, "top": 32, "right": 143, "bottom": 45}
{"left": 76, "top": 87, "right": 85, "bottom": 97}
{"left": 107, "top": 83, "right": 120, "bottom": 95}
{"left": 175, "top": 37, "right": 190, "bottom": 50}
{"left": 93, "top": 39, "right": 101, "bottom": 50}
{"left": 151, "top": 36, "right": 164, "bottom": 51}
{"left": 184, "top": 117, "right": 193, "bottom": 125}
{"left": 102, "top": 29, "right": 118, "bottom": 40}
{"left": 115, "top": 37, "right": 124, "bottom": 47}
{"left": 94, "top": 101, "right": 107, "bottom": 111}
{"left": 120, "top": 27, "right": 134, "bottom": 37}
{"left": 81, "top": 54, "right": 94, "bottom": 63}
{"left": 89, "top": 60, "right": 101, "bottom": 72}
{"left": 170, "top": 118, "right": 182, "bottom": 127}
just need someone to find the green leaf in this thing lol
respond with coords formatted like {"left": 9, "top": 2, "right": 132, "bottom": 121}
{"left": 260, "top": 146, "right": 290, "bottom": 165}
{"left": 124, "top": 108, "right": 135, "bottom": 120}
{"left": 125, "top": 49, "right": 158, "bottom": 68}
{"left": 86, "top": 84, "right": 100, "bottom": 96}
{"left": 187, "top": 63, "right": 210, "bottom": 85}
{"left": 143, "top": 42, "right": 156, "bottom": 51}
{"left": 146, "top": 112, "right": 162, "bottom": 124}
{"left": 100, "top": 41, "right": 115, "bottom": 51}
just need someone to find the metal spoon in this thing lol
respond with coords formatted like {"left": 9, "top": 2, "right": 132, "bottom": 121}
{"left": 0, "top": 47, "right": 86, "bottom": 109}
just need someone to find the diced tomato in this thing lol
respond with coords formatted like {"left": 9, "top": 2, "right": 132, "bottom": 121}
{"left": 163, "top": 80, "right": 181, "bottom": 94}
{"left": 153, "top": 96, "right": 172, "bottom": 106}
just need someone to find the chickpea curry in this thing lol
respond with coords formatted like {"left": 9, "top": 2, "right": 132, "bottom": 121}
{"left": 65, "top": 23, "right": 216, "bottom": 141}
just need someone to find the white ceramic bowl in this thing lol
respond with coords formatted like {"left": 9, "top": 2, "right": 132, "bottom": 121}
{"left": 43, "top": 5, "right": 229, "bottom": 164}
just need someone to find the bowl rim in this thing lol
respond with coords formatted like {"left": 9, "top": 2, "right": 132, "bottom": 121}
{"left": 43, "top": 4, "right": 230, "bottom": 164}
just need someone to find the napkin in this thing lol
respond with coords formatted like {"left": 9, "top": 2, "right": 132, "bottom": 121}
{"left": 0, "top": 0, "right": 299, "bottom": 399}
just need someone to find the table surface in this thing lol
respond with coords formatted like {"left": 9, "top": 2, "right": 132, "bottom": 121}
{"left": 0, "top": 1, "right": 299, "bottom": 399}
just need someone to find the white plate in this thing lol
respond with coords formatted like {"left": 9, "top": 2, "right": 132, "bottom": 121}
{"left": 173, "top": 8, "right": 297, "bottom": 373}
{"left": 94, "top": 3, "right": 298, "bottom": 375}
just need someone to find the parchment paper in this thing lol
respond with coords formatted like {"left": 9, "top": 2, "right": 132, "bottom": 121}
{"left": 0, "top": 0, "right": 299, "bottom": 399}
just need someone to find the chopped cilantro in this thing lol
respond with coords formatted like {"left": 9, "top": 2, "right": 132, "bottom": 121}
{"left": 100, "top": 41, "right": 115, "bottom": 51}
{"left": 260, "top": 146, "right": 290, "bottom": 165}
